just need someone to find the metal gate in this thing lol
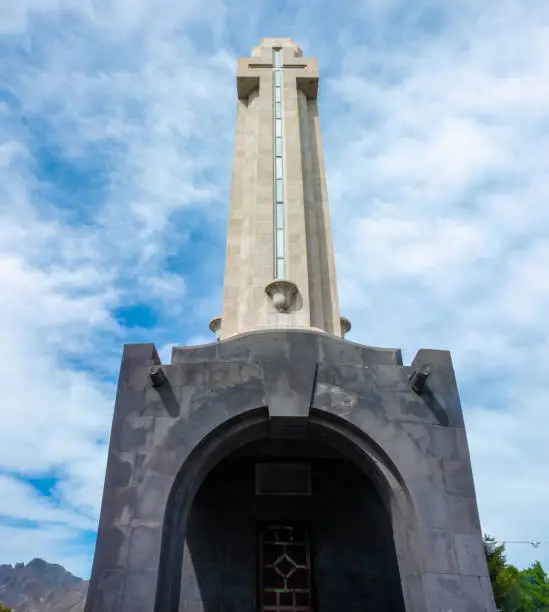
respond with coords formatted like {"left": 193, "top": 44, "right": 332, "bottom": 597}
{"left": 258, "top": 524, "right": 313, "bottom": 612}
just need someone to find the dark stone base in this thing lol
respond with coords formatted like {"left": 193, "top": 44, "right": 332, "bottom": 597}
{"left": 85, "top": 329, "right": 496, "bottom": 612}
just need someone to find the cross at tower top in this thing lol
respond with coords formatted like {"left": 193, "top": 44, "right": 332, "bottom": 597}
{"left": 251, "top": 37, "right": 303, "bottom": 57}
{"left": 237, "top": 40, "right": 318, "bottom": 100}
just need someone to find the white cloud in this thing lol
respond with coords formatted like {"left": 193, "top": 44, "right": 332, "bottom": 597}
{"left": 0, "top": 475, "right": 95, "bottom": 531}
{"left": 0, "top": 0, "right": 233, "bottom": 576}
{"left": 467, "top": 389, "right": 549, "bottom": 569}
{"left": 328, "top": 0, "right": 549, "bottom": 569}
{"left": 0, "top": 523, "right": 93, "bottom": 579}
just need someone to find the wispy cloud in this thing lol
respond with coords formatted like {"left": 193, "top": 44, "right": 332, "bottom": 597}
{"left": 0, "top": 0, "right": 548, "bottom": 578}
{"left": 0, "top": 0, "right": 234, "bottom": 577}
{"left": 328, "top": 0, "right": 549, "bottom": 569}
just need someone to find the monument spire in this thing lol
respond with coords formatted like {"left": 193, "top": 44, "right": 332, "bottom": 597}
{"left": 211, "top": 38, "right": 347, "bottom": 340}
{"left": 86, "top": 38, "right": 495, "bottom": 612}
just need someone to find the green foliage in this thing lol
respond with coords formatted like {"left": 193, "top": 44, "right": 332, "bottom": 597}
{"left": 0, "top": 604, "right": 13, "bottom": 612}
{"left": 484, "top": 535, "right": 549, "bottom": 611}
{"left": 485, "top": 535, "right": 523, "bottom": 609}
{"left": 519, "top": 561, "right": 549, "bottom": 611}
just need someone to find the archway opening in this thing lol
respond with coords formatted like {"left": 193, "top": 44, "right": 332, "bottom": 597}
{"left": 181, "top": 435, "right": 406, "bottom": 612}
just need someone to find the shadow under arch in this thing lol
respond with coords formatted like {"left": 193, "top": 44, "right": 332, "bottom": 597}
{"left": 154, "top": 406, "right": 424, "bottom": 612}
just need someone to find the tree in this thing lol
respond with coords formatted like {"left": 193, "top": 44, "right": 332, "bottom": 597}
{"left": 484, "top": 535, "right": 549, "bottom": 612}
{"left": 485, "top": 535, "right": 523, "bottom": 610}
{"left": 0, "top": 604, "right": 13, "bottom": 612}
{"left": 519, "top": 561, "right": 549, "bottom": 611}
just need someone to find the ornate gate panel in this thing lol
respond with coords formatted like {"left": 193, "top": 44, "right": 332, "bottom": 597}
{"left": 259, "top": 524, "right": 313, "bottom": 612}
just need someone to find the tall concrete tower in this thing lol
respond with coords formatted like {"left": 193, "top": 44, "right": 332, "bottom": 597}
{"left": 85, "top": 39, "right": 496, "bottom": 612}
{"left": 212, "top": 38, "right": 346, "bottom": 340}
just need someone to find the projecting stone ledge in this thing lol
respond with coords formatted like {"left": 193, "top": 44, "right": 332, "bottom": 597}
{"left": 264, "top": 279, "right": 299, "bottom": 311}
{"left": 340, "top": 316, "right": 352, "bottom": 337}
{"left": 172, "top": 328, "right": 403, "bottom": 367}
{"left": 208, "top": 316, "right": 222, "bottom": 341}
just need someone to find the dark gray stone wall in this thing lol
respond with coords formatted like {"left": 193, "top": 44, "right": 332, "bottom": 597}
{"left": 182, "top": 457, "right": 256, "bottom": 611}
{"left": 85, "top": 329, "right": 496, "bottom": 612}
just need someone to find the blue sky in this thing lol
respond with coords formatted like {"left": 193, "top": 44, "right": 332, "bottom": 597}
{"left": 1, "top": 0, "right": 549, "bottom": 579}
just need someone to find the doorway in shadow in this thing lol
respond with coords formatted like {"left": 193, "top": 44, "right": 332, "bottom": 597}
{"left": 181, "top": 438, "right": 405, "bottom": 612}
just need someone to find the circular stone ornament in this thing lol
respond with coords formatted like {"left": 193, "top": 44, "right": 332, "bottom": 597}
{"left": 208, "top": 316, "right": 222, "bottom": 340}
{"left": 264, "top": 279, "right": 298, "bottom": 311}
{"left": 340, "top": 316, "right": 352, "bottom": 337}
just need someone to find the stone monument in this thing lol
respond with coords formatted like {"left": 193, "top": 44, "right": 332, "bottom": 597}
{"left": 85, "top": 38, "right": 496, "bottom": 612}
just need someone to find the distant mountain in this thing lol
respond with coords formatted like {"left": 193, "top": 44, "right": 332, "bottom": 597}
{"left": 0, "top": 559, "right": 87, "bottom": 612}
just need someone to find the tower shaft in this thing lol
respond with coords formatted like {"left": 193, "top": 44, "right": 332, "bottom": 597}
{"left": 218, "top": 38, "right": 342, "bottom": 340}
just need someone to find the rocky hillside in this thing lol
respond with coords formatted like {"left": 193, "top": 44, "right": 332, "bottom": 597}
{"left": 0, "top": 559, "right": 87, "bottom": 612}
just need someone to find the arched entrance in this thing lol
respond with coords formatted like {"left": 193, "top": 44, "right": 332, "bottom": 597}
{"left": 155, "top": 409, "right": 419, "bottom": 612}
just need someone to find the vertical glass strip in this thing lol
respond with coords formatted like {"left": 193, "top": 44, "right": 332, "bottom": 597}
{"left": 275, "top": 157, "right": 283, "bottom": 179}
{"left": 273, "top": 48, "right": 284, "bottom": 279}
{"left": 276, "top": 179, "right": 283, "bottom": 202}
{"left": 276, "top": 258, "right": 285, "bottom": 279}
{"left": 276, "top": 203, "right": 284, "bottom": 228}
{"left": 277, "top": 228, "right": 285, "bottom": 256}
